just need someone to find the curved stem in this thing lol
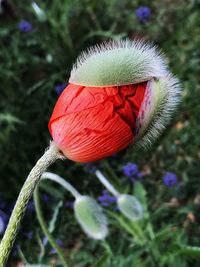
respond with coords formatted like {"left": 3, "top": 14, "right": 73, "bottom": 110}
{"left": 33, "top": 187, "right": 69, "bottom": 267}
{"left": 0, "top": 142, "right": 63, "bottom": 266}
{"left": 95, "top": 170, "right": 120, "bottom": 197}
{"left": 33, "top": 172, "right": 82, "bottom": 266}
{"left": 42, "top": 172, "right": 81, "bottom": 199}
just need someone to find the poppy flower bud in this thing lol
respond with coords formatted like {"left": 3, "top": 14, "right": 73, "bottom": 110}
{"left": 49, "top": 40, "right": 181, "bottom": 162}
{"left": 74, "top": 196, "right": 108, "bottom": 239}
{"left": 117, "top": 194, "right": 143, "bottom": 221}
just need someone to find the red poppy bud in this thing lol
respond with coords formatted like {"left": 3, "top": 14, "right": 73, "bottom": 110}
{"left": 49, "top": 82, "right": 146, "bottom": 162}
{"left": 49, "top": 40, "right": 181, "bottom": 162}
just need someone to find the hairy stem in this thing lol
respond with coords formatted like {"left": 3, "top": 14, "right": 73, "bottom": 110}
{"left": 0, "top": 142, "right": 63, "bottom": 266}
{"left": 95, "top": 170, "right": 120, "bottom": 197}
{"left": 42, "top": 172, "right": 81, "bottom": 198}
{"left": 33, "top": 186, "right": 69, "bottom": 267}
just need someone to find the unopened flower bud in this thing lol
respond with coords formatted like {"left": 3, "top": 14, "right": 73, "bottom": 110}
{"left": 49, "top": 40, "right": 181, "bottom": 162}
{"left": 117, "top": 194, "right": 143, "bottom": 221}
{"left": 32, "top": 2, "right": 47, "bottom": 22}
{"left": 74, "top": 196, "right": 108, "bottom": 240}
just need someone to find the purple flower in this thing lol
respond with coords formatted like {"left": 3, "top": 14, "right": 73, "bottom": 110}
{"left": 0, "top": 216, "right": 5, "bottom": 235}
{"left": 18, "top": 20, "right": 33, "bottom": 32}
{"left": 54, "top": 83, "right": 67, "bottom": 96}
{"left": 50, "top": 239, "right": 64, "bottom": 254}
{"left": 27, "top": 201, "right": 35, "bottom": 213}
{"left": 122, "top": 162, "right": 138, "bottom": 177}
{"left": 42, "top": 236, "right": 48, "bottom": 246}
{"left": 122, "top": 162, "right": 140, "bottom": 178}
{"left": 135, "top": 6, "right": 151, "bottom": 22}
{"left": 98, "top": 190, "right": 117, "bottom": 207}
{"left": 163, "top": 172, "right": 178, "bottom": 187}
{"left": 0, "top": 211, "right": 8, "bottom": 235}
{"left": 84, "top": 162, "right": 98, "bottom": 174}
{"left": 25, "top": 231, "right": 33, "bottom": 240}
{"left": 42, "top": 194, "right": 50, "bottom": 203}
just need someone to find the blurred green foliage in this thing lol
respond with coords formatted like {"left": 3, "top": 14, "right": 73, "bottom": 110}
{"left": 0, "top": 0, "right": 200, "bottom": 266}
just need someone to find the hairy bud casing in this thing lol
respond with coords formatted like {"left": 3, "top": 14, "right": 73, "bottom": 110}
{"left": 74, "top": 196, "right": 108, "bottom": 239}
{"left": 49, "top": 39, "right": 181, "bottom": 162}
{"left": 117, "top": 194, "right": 143, "bottom": 221}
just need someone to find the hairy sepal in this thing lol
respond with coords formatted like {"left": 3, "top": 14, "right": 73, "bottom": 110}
{"left": 70, "top": 39, "right": 168, "bottom": 87}
{"left": 117, "top": 194, "right": 143, "bottom": 221}
{"left": 74, "top": 196, "right": 108, "bottom": 240}
{"left": 135, "top": 75, "right": 182, "bottom": 147}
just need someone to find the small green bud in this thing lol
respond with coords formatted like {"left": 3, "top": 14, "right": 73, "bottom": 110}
{"left": 117, "top": 194, "right": 143, "bottom": 221}
{"left": 74, "top": 196, "right": 108, "bottom": 239}
{"left": 32, "top": 2, "right": 47, "bottom": 22}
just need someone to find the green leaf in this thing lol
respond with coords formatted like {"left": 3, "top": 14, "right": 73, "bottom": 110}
{"left": 111, "top": 213, "right": 145, "bottom": 245}
{"left": 94, "top": 253, "right": 111, "bottom": 267}
{"left": 48, "top": 200, "right": 63, "bottom": 233}
{"left": 36, "top": 232, "right": 45, "bottom": 262}
{"left": 0, "top": 113, "right": 23, "bottom": 124}
{"left": 155, "top": 227, "right": 176, "bottom": 242}
{"left": 134, "top": 182, "right": 149, "bottom": 219}
{"left": 178, "top": 245, "right": 200, "bottom": 259}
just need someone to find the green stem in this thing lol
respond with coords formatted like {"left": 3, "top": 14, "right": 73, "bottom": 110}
{"left": 33, "top": 187, "right": 69, "bottom": 267}
{"left": 0, "top": 142, "right": 63, "bottom": 267}
{"left": 145, "top": 223, "right": 161, "bottom": 267}
{"left": 95, "top": 170, "right": 120, "bottom": 197}
{"left": 103, "top": 161, "right": 120, "bottom": 187}
{"left": 18, "top": 247, "right": 28, "bottom": 264}
{"left": 42, "top": 172, "right": 81, "bottom": 198}
{"left": 148, "top": 243, "right": 161, "bottom": 267}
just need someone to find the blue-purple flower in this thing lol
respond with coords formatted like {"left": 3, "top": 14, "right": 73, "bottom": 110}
{"left": 42, "top": 236, "right": 48, "bottom": 246}
{"left": 122, "top": 162, "right": 142, "bottom": 182}
{"left": 135, "top": 6, "right": 151, "bottom": 22}
{"left": 98, "top": 190, "right": 117, "bottom": 207}
{"left": 50, "top": 239, "right": 64, "bottom": 254}
{"left": 54, "top": 83, "right": 67, "bottom": 96}
{"left": 0, "top": 216, "right": 5, "bottom": 235}
{"left": 163, "top": 172, "right": 178, "bottom": 187}
{"left": 25, "top": 231, "right": 33, "bottom": 240}
{"left": 0, "top": 211, "right": 8, "bottom": 235}
{"left": 18, "top": 20, "right": 33, "bottom": 32}
{"left": 84, "top": 162, "right": 98, "bottom": 174}
{"left": 42, "top": 194, "right": 50, "bottom": 203}
{"left": 27, "top": 200, "right": 35, "bottom": 213}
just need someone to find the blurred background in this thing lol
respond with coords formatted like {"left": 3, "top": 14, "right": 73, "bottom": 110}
{"left": 0, "top": 0, "right": 200, "bottom": 266}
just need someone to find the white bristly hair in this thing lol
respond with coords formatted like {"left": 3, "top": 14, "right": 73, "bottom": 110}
{"left": 135, "top": 75, "right": 182, "bottom": 147}
{"left": 69, "top": 39, "right": 182, "bottom": 147}
{"left": 69, "top": 39, "right": 168, "bottom": 87}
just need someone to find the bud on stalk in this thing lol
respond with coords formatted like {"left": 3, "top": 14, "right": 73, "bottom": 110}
{"left": 49, "top": 40, "right": 181, "bottom": 162}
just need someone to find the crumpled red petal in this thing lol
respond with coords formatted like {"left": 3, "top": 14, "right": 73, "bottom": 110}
{"left": 49, "top": 82, "right": 146, "bottom": 162}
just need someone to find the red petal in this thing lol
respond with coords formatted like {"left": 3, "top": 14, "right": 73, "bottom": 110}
{"left": 49, "top": 83, "right": 146, "bottom": 162}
